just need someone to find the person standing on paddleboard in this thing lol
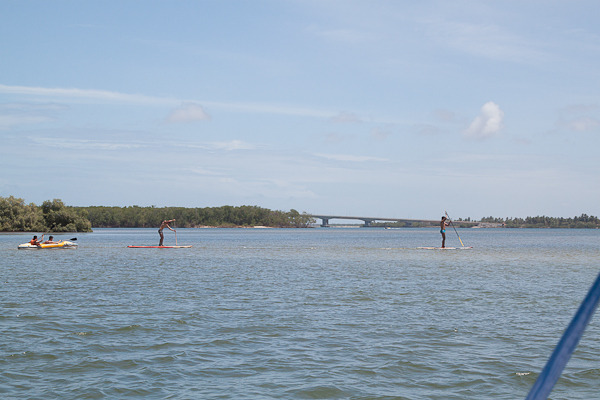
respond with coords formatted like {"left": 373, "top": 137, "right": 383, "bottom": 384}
{"left": 440, "top": 216, "right": 450, "bottom": 248}
{"left": 158, "top": 219, "right": 176, "bottom": 246}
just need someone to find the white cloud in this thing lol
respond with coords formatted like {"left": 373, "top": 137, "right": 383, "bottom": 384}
{"left": 434, "top": 109, "right": 456, "bottom": 123}
{"left": 557, "top": 104, "right": 600, "bottom": 132}
{"left": 183, "top": 167, "right": 227, "bottom": 176}
{"left": 463, "top": 101, "right": 504, "bottom": 140}
{"left": 164, "top": 102, "right": 211, "bottom": 123}
{"left": 322, "top": 132, "right": 355, "bottom": 144}
{"left": 314, "top": 153, "right": 389, "bottom": 162}
{"left": 0, "top": 102, "right": 68, "bottom": 130}
{"left": 0, "top": 103, "right": 67, "bottom": 112}
{"left": 0, "top": 84, "right": 178, "bottom": 106}
{"left": 414, "top": 124, "right": 441, "bottom": 136}
{"left": 210, "top": 140, "right": 254, "bottom": 151}
{"left": 426, "top": 20, "right": 548, "bottom": 64}
{"left": 561, "top": 104, "right": 600, "bottom": 114}
{"left": 329, "top": 111, "right": 362, "bottom": 124}
{"left": 0, "top": 114, "right": 53, "bottom": 130}
{"left": 177, "top": 140, "right": 257, "bottom": 151}
{"left": 370, "top": 127, "right": 392, "bottom": 141}
{"left": 31, "top": 137, "right": 146, "bottom": 150}
{"left": 0, "top": 84, "right": 334, "bottom": 118}
{"left": 561, "top": 116, "right": 600, "bottom": 132}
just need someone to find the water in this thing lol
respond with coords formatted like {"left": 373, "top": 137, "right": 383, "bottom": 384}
{"left": 1, "top": 228, "right": 599, "bottom": 399}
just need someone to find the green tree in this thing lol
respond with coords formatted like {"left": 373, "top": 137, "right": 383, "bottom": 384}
{"left": 288, "top": 209, "right": 316, "bottom": 227}
{"left": 42, "top": 199, "right": 92, "bottom": 232}
{"left": 0, "top": 196, "right": 45, "bottom": 231}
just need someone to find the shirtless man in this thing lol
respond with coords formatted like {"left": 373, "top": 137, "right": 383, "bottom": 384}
{"left": 43, "top": 236, "right": 61, "bottom": 244}
{"left": 158, "top": 219, "right": 176, "bottom": 246}
{"left": 440, "top": 216, "right": 450, "bottom": 248}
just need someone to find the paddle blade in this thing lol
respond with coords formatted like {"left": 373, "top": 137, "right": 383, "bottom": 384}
{"left": 69, "top": 238, "right": 77, "bottom": 241}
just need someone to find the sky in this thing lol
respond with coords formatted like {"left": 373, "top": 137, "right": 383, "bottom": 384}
{"left": 1, "top": 0, "right": 599, "bottom": 220}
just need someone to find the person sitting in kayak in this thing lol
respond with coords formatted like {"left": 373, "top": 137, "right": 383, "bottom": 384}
{"left": 440, "top": 216, "right": 450, "bottom": 248}
{"left": 43, "top": 236, "right": 61, "bottom": 244}
{"left": 158, "top": 219, "right": 176, "bottom": 246}
{"left": 30, "top": 234, "right": 44, "bottom": 245}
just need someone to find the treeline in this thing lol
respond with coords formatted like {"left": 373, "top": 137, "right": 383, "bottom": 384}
{"left": 0, "top": 196, "right": 92, "bottom": 232}
{"left": 0, "top": 196, "right": 315, "bottom": 230}
{"left": 480, "top": 214, "right": 600, "bottom": 228}
{"left": 73, "top": 205, "right": 315, "bottom": 228}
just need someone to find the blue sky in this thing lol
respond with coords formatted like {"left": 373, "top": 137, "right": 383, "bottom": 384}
{"left": 1, "top": 0, "right": 599, "bottom": 219}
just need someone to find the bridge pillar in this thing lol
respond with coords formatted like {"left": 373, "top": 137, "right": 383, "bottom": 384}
{"left": 321, "top": 218, "right": 330, "bottom": 227}
{"left": 362, "top": 219, "right": 375, "bottom": 227}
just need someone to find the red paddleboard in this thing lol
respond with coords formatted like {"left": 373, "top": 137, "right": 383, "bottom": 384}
{"left": 127, "top": 245, "right": 192, "bottom": 248}
{"left": 417, "top": 246, "right": 473, "bottom": 250}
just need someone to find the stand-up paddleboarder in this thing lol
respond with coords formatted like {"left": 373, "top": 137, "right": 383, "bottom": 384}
{"left": 158, "top": 219, "right": 176, "bottom": 246}
{"left": 440, "top": 216, "right": 450, "bottom": 248}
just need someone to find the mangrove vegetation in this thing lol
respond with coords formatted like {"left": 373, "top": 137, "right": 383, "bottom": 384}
{"left": 479, "top": 214, "right": 600, "bottom": 229}
{"left": 73, "top": 205, "right": 315, "bottom": 228}
{"left": 0, "top": 196, "right": 92, "bottom": 232}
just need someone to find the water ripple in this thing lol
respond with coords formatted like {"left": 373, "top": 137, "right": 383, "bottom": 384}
{"left": 2, "top": 228, "right": 600, "bottom": 398}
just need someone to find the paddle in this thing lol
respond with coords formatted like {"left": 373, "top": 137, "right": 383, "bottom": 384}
{"left": 41, "top": 223, "right": 56, "bottom": 239}
{"left": 445, "top": 211, "right": 465, "bottom": 247}
{"left": 173, "top": 220, "right": 177, "bottom": 246}
{"left": 525, "top": 269, "right": 600, "bottom": 399}
{"left": 69, "top": 238, "right": 77, "bottom": 241}
{"left": 34, "top": 224, "right": 56, "bottom": 245}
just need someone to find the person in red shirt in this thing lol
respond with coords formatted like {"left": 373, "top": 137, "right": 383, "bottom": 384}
{"left": 29, "top": 234, "right": 44, "bottom": 245}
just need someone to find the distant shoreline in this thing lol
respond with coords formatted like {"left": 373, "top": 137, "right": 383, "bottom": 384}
{"left": 2, "top": 196, "right": 599, "bottom": 231}
{"left": 4, "top": 225, "right": 600, "bottom": 234}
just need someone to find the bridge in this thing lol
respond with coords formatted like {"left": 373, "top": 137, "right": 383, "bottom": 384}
{"left": 311, "top": 214, "right": 483, "bottom": 227}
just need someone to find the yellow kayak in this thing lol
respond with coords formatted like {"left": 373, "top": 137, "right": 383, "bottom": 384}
{"left": 18, "top": 241, "right": 78, "bottom": 250}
